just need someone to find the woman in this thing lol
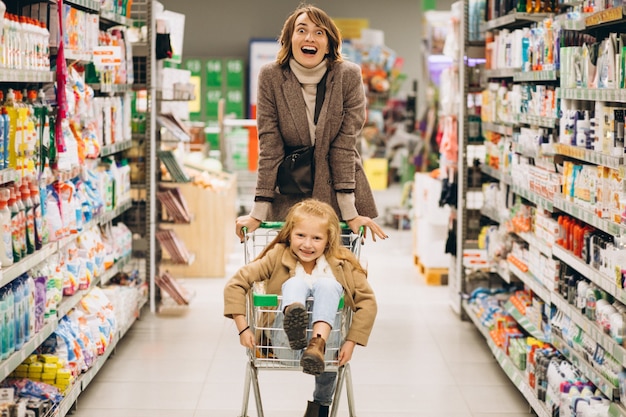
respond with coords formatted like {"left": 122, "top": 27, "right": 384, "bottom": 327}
{"left": 235, "top": 3, "right": 387, "bottom": 243}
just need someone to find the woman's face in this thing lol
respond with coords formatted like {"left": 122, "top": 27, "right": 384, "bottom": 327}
{"left": 291, "top": 12, "right": 329, "bottom": 69}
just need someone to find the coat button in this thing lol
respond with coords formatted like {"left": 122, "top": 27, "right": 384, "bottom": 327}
{"left": 327, "top": 180, "right": 332, "bottom": 184}
{"left": 326, "top": 154, "right": 330, "bottom": 160}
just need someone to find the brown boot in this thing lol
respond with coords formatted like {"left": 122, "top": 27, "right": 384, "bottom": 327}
{"left": 300, "top": 334, "right": 326, "bottom": 375}
{"left": 283, "top": 302, "right": 308, "bottom": 350}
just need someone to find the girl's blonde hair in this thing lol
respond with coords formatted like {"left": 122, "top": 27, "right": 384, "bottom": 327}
{"left": 276, "top": 3, "right": 343, "bottom": 67}
{"left": 258, "top": 199, "right": 364, "bottom": 273}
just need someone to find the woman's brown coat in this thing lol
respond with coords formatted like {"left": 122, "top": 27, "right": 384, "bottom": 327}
{"left": 254, "top": 60, "right": 379, "bottom": 221}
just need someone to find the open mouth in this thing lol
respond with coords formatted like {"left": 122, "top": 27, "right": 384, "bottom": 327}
{"left": 302, "top": 46, "right": 317, "bottom": 55}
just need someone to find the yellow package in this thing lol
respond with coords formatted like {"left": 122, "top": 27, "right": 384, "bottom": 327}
{"left": 55, "top": 369, "right": 72, "bottom": 381}
{"left": 23, "top": 355, "right": 38, "bottom": 364}
{"left": 28, "top": 362, "right": 43, "bottom": 372}
{"left": 39, "top": 354, "right": 59, "bottom": 364}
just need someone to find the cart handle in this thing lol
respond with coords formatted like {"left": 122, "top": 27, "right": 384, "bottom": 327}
{"left": 256, "top": 221, "right": 363, "bottom": 232}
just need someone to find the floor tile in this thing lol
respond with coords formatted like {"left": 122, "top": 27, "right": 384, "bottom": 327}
{"left": 460, "top": 384, "right": 530, "bottom": 414}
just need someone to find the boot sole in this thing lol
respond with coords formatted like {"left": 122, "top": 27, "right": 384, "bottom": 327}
{"left": 300, "top": 352, "right": 325, "bottom": 376}
{"left": 283, "top": 303, "right": 308, "bottom": 350}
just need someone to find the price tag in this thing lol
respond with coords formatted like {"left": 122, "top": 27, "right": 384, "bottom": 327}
{"left": 601, "top": 6, "right": 623, "bottom": 23}
{"left": 93, "top": 46, "right": 122, "bottom": 68}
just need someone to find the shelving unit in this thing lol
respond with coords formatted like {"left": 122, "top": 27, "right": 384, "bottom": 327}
{"left": 0, "top": 0, "right": 150, "bottom": 413}
{"left": 455, "top": 1, "right": 626, "bottom": 414}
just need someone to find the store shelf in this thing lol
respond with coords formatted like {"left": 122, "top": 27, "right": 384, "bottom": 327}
{"left": 483, "top": 67, "right": 521, "bottom": 79}
{"left": 100, "top": 11, "right": 133, "bottom": 26}
{"left": 0, "top": 242, "right": 58, "bottom": 289}
{"left": 494, "top": 262, "right": 512, "bottom": 284}
{"left": 65, "top": 0, "right": 101, "bottom": 12}
{"left": 551, "top": 333, "right": 619, "bottom": 400}
{"left": 513, "top": 70, "right": 559, "bottom": 82}
{"left": 100, "top": 253, "right": 132, "bottom": 286}
{"left": 554, "top": 143, "right": 624, "bottom": 169}
{"left": 516, "top": 114, "right": 558, "bottom": 128}
{"left": 0, "top": 70, "right": 54, "bottom": 83}
{"left": 507, "top": 261, "right": 551, "bottom": 303}
{"left": 0, "top": 320, "right": 57, "bottom": 382}
{"left": 482, "top": 121, "right": 515, "bottom": 135}
{"left": 553, "top": 196, "right": 626, "bottom": 236}
{"left": 516, "top": 232, "right": 553, "bottom": 258}
{"left": 552, "top": 245, "right": 626, "bottom": 305}
{"left": 56, "top": 379, "right": 82, "bottom": 416}
{"left": 462, "top": 300, "right": 551, "bottom": 417}
{"left": 504, "top": 300, "right": 549, "bottom": 342}
{"left": 99, "top": 139, "right": 134, "bottom": 157}
{"left": 480, "top": 165, "right": 512, "bottom": 185}
{"left": 584, "top": 5, "right": 626, "bottom": 29}
{"left": 102, "top": 199, "right": 134, "bottom": 225}
{"left": 512, "top": 142, "right": 542, "bottom": 159}
{"left": 552, "top": 293, "right": 626, "bottom": 364}
{"left": 64, "top": 50, "right": 93, "bottom": 63}
{"left": 485, "top": 12, "right": 553, "bottom": 30}
{"left": 511, "top": 184, "right": 554, "bottom": 212}
{"left": 559, "top": 88, "right": 626, "bottom": 103}
{"left": 561, "top": 18, "right": 586, "bottom": 30}
{"left": 480, "top": 205, "right": 507, "bottom": 224}
{"left": 89, "top": 83, "right": 134, "bottom": 94}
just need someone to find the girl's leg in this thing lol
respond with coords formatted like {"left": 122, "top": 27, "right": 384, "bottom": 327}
{"left": 313, "top": 372, "right": 337, "bottom": 407}
{"left": 301, "top": 279, "right": 342, "bottom": 376}
{"left": 311, "top": 278, "right": 343, "bottom": 338}
{"left": 282, "top": 277, "right": 310, "bottom": 350}
{"left": 281, "top": 276, "right": 309, "bottom": 307}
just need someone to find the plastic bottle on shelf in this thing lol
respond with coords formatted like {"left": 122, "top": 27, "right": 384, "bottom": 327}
{"left": 29, "top": 181, "right": 42, "bottom": 250}
{"left": 13, "top": 184, "right": 25, "bottom": 259}
{"left": 8, "top": 187, "right": 20, "bottom": 262}
{"left": 0, "top": 100, "right": 5, "bottom": 171}
{"left": 5, "top": 285, "right": 14, "bottom": 355}
{"left": 0, "top": 188, "right": 13, "bottom": 267}
{"left": 0, "top": 288, "right": 7, "bottom": 360}
{"left": 12, "top": 280, "right": 22, "bottom": 350}
{"left": 21, "top": 180, "right": 34, "bottom": 255}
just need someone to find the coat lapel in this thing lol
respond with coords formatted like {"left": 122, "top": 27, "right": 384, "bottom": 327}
{"left": 281, "top": 69, "right": 311, "bottom": 145}
{"left": 314, "top": 68, "right": 334, "bottom": 143}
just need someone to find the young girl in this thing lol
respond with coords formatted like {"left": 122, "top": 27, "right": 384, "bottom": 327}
{"left": 224, "top": 199, "right": 377, "bottom": 416}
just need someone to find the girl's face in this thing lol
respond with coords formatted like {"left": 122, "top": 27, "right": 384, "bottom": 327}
{"left": 291, "top": 12, "right": 329, "bottom": 69}
{"left": 289, "top": 216, "right": 329, "bottom": 271}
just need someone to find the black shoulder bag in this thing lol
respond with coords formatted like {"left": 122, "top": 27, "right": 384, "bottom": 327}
{"left": 276, "top": 71, "right": 327, "bottom": 195}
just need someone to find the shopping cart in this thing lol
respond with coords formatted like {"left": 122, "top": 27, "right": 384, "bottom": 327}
{"left": 239, "top": 222, "right": 362, "bottom": 417}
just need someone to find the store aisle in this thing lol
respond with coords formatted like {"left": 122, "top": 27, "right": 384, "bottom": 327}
{"left": 70, "top": 185, "right": 532, "bottom": 417}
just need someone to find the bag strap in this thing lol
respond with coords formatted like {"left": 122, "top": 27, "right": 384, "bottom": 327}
{"left": 314, "top": 70, "right": 328, "bottom": 125}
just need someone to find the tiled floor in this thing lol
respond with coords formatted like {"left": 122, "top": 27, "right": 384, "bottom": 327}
{"left": 70, "top": 185, "right": 532, "bottom": 417}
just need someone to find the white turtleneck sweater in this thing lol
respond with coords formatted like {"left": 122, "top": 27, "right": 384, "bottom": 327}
{"left": 289, "top": 58, "right": 327, "bottom": 145}
{"left": 249, "top": 59, "right": 358, "bottom": 222}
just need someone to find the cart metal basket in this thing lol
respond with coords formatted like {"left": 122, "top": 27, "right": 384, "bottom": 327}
{"left": 239, "top": 222, "right": 362, "bottom": 417}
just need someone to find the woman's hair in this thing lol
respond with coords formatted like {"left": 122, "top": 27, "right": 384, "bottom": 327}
{"left": 258, "top": 199, "right": 364, "bottom": 273}
{"left": 276, "top": 3, "right": 343, "bottom": 67}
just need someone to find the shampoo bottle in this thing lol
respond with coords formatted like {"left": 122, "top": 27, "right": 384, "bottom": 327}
{"left": 0, "top": 188, "right": 12, "bottom": 267}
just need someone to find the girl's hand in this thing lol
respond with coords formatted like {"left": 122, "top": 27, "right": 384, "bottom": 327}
{"left": 236, "top": 215, "right": 262, "bottom": 242}
{"left": 239, "top": 328, "right": 256, "bottom": 349}
{"left": 346, "top": 216, "right": 388, "bottom": 242}
{"left": 338, "top": 340, "right": 356, "bottom": 366}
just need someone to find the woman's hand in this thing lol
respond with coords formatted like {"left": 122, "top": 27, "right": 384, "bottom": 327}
{"left": 236, "top": 215, "right": 262, "bottom": 242}
{"left": 338, "top": 340, "right": 356, "bottom": 366}
{"left": 347, "top": 216, "right": 388, "bottom": 242}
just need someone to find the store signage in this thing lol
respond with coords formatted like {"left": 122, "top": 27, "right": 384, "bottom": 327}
{"left": 93, "top": 46, "right": 122, "bottom": 68}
